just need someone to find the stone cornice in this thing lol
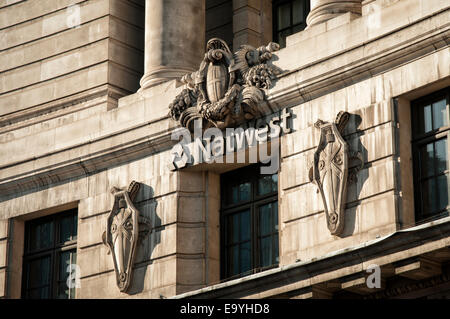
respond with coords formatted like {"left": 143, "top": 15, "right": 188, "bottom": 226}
{"left": 172, "top": 217, "right": 450, "bottom": 299}
{"left": 0, "top": 115, "right": 176, "bottom": 199}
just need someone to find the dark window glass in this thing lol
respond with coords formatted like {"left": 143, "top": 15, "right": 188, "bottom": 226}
{"left": 412, "top": 87, "right": 450, "bottom": 222}
{"left": 273, "top": 0, "right": 310, "bottom": 48}
{"left": 221, "top": 165, "right": 279, "bottom": 280}
{"left": 22, "top": 209, "right": 78, "bottom": 299}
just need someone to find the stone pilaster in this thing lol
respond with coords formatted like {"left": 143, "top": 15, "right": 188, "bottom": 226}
{"left": 232, "top": 0, "right": 272, "bottom": 50}
{"left": 140, "top": 0, "right": 205, "bottom": 89}
{"left": 306, "top": 0, "right": 362, "bottom": 27}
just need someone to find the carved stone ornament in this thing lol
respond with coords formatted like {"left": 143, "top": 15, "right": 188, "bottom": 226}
{"left": 102, "top": 181, "right": 151, "bottom": 292}
{"left": 309, "top": 111, "right": 351, "bottom": 236}
{"left": 168, "top": 38, "right": 280, "bottom": 131}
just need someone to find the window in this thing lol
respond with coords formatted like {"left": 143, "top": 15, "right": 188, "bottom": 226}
{"left": 22, "top": 209, "right": 78, "bottom": 299}
{"left": 220, "top": 165, "right": 279, "bottom": 280}
{"left": 273, "top": 0, "right": 310, "bottom": 48}
{"left": 412, "top": 87, "right": 450, "bottom": 223}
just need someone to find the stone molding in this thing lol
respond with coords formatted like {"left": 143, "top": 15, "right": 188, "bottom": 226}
{"left": 172, "top": 216, "right": 450, "bottom": 299}
{"left": 0, "top": 6, "right": 448, "bottom": 200}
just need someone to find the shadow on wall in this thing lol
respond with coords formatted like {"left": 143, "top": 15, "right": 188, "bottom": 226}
{"left": 127, "top": 183, "right": 164, "bottom": 295}
{"left": 341, "top": 113, "right": 369, "bottom": 237}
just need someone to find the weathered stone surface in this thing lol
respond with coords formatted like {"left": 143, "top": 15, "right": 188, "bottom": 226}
{"left": 0, "top": 220, "right": 7, "bottom": 240}
{"left": 0, "top": 268, "right": 6, "bottom": 298}
{"left": 1, "top": 0, "right": 449, "bottom": 300}
{"left": 280, "top": 192, "right": 398, "bottom": 264}
{"left": 0, "top": 240, "right": 7, "bottom": 268}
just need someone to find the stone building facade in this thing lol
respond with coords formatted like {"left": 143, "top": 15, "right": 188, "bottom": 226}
{"left": 0, "top": 0, "right": 449, "bottom": 299}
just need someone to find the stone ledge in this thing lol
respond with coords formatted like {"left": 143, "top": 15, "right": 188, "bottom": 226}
{"left": 172, "top": 216, "right": 450, "bottom": 298}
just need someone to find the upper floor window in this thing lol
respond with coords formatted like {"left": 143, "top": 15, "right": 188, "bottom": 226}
{"left": 22, "top": 209, "right": 78, "bottom": 299}
{"left": 220, "top": 165, "right": 279, "bottom": 280}
{"left": 273, "top": 0, "right": 310, "bottom": 48}
{"left": 412, "top": 87, "right": 450, "bottom": 223}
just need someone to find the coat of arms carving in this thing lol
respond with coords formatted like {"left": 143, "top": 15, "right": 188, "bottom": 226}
{"left": 102, "top": 181, "right": 151, "bottom": 292}
{"left": 168, "top": 38, "right": 280, "bottom": 131}
{"left": 308, "top": 112, "right": 352, "bottom": 236}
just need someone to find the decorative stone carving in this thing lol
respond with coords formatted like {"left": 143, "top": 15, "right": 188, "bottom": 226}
{"left": 168, "top": 38, "right": 280, "bottom": 131}
{"left": 102, "top": 181, "right": 151, "bottom": 292}
{"left": 308, "top": 111, "right": 354, "bottom": 236}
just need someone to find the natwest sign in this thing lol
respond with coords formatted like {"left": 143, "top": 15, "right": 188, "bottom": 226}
{"left": 169, "top": 108, "right": 292, "bottom": 175}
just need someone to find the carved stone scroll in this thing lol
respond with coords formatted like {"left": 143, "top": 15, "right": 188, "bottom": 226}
{"left": 168, "top": 38, "right": 280, "bottom": 131}
{"left": 309, "top": 112, "right": 351, "bottom": 236}
{"left": 102, "top": 181, "right": 150, "bottom": 292}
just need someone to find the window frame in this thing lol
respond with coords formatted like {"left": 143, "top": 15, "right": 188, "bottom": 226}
{"left": 220, "top": 165, "right": 279, "bottom": 281}
{"left": 411, "top": 87, "right": 450, "bottom": 223}
{"left": 21, "top": 209, "right": 78, "bottom": 299}
{"left": 272, "top": 0, "right": 310, "bottom": 48}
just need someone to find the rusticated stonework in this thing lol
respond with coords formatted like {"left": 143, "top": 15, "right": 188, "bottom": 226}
{"left": 168, "top": 38, "right": 280, "bottom": 131}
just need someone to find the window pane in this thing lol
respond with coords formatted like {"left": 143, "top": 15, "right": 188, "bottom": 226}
{"left": 292, "top": 0, "right": 305, "bottom": 25}
{"left": 28, "top": 287, "right": 50, "bottom": 299}
{"left": 58, "top": 251, "right": 73, "bottom": 281}
{"left": 421, "top": 179, "right": 437, "bottom": 215}
{"left": 277, "top": 29, "right": 291, "bottom": 48}
{"left": 259, "top": 204, "right": 272, "bottom": 236}
{"left": 231, "top": 186, "right": 239, "bottom": 204}
{"left": 232, "top": 245, "right": 239, "bottom": 275}
{"left": 432, "top": 99, "right": 448, "bottom": 130}
{"left": 260, "top": 236, "right": 273, "bottom": 268}
{"left": 240, "top": 242, "right": 251, "bottom": 274}
{"left": 277, "top": 3, "right": 291, "bottom": 30}
{"left": 435, "top": 138, "right": 448, "bottom": 173}
{"left": 292, "top": 24, "right": 305, "bottom": 34}
{"left": 437, "top": 174, "right": 449, "bottom": 212}
{"left": 73, "top": 212, "right": 78, "bottom": 241}
{"left": 57, "top": 250, "right": 77, "bottom": 300}
{"left": 229, "top": 182, "right": 251, "bottom": 204}
{"left": 423, "top": 104, "right": 433, "bottom": 133}
{"left": 274, "top": 234, "right": 279, "bottom": 263}
{"left": 60, "top": 214, "right": 73, "bottom": 243}
{"left": 28, "top": 256, "right": 51, "bottom": 289}
{"left": 29, "top": 221, "right": 53, "bottom": 251}
{"left": 57, "top": 281, "right": 70, "bottom": 299}
{"left": 231, "top": 214, "right": 239, "bottom": 244}
{"left": 258, "top": 173, "right": 278, "bottom": 195}
{"left": 239, "top": 182, "right": 251, "bottom": 201}
{"left": 420, "top": 143, "right": 435, "bottom": 178}
{"left": 240, "top": 211, "right": 251, "bottom": 241}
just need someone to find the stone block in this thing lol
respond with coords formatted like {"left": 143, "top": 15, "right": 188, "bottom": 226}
{"left": 0, "top": 268, "right": 5, "bottom": 298}
{"left": 0, "top": 17, "right": 109, "bottom": 72}
{"left": 281, "top": 191, "right": 397, "bottom": 262}
{"left": 78, "top": 213, "right": 107, "bottom": 249}
{"left": 177, "top": 225, "right": 204, "bottom": 255}
{"left": 0, "top": 0, "right": 109, "bottom": 51}
{"left": 149, "top": 256, "right": 177, "bottom": 290}
{"left": 177, "top": 195, "right": 205, "bottom": 223}
{"left": 0, "top": 240, "right": 7, "bottom": 268}
{"left": 110, "top": 16, "right": 144, "bottom": 51}
{"left": 178, "top": 171, "right": 205, "bottom": 193}
{"left": 0, "top": 63, "right": 108, "bottom": 117}
{"left": 0, "top": 220, "right": 8, "bottom": 240}
{"left": 176, "top": 258, "right": 205, "bottom": 286}
{"left": 0, "top": 0, "right": 85, "bottom": 29}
